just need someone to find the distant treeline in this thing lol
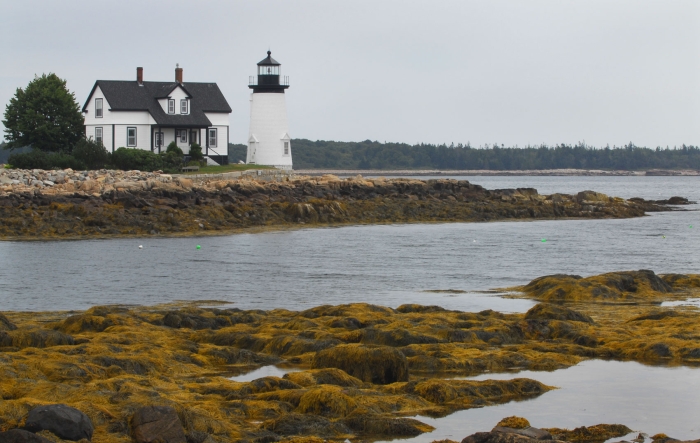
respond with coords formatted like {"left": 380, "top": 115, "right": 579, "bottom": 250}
{"left": 230, "top": 140, "right": 700, "bottom": 170}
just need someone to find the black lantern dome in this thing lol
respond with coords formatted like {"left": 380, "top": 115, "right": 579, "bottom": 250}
{"left": 249, "top": 51, "right": 290, "bottom": 93}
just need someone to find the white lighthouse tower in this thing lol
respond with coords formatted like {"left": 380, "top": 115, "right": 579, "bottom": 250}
{"left": 246, "top": 51, "right": 292, "bottom": 170}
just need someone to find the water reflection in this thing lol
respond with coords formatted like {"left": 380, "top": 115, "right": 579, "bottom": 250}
{"left": 227, "top": 365, "right": 299, "bottom": 382}
{"left": 383, "top": 360, "right": 700, "bottom": 443}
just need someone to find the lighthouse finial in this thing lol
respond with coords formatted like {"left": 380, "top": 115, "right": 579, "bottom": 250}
{"left": 267, "top": 50, "right": 271, "bottom": 56}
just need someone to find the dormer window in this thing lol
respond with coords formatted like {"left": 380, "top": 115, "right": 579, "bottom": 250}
{"left": 180, "top": 99, "right": 188, "bottom": 114}
{"left": 95, "top": 98, "right": 103, "bottom": 118}
{"left": 168, "top": 99, "right": 175, "bottom": 114}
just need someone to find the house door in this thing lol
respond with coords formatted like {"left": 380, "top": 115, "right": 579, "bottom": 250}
{"left": 190, "top": 130, "right": 197, "bottom": 145}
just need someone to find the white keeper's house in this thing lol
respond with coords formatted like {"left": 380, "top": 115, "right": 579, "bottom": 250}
{"left": 82, "top": 65, "right": 231, "bottom": 165}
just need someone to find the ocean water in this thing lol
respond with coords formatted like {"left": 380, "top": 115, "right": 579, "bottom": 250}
{"left": 0, "top": 176, "right": 698, "bottom": 312}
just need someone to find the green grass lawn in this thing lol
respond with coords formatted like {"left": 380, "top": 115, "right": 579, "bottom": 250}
{"left": 182, "top": 164, "right": 275, "bottom": 175}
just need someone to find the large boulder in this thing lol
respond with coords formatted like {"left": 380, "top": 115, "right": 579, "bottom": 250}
{"left": 312, "top": 344, "right": 409, "bottom": 384}
{"left": 23, "top": 404, "right": 94, "bottom": 441}
{"left": 131, "top": 406, "right": 186, "bottom": 443}
{"left": 0, "top": 429, "right": 53, "bottom": 443}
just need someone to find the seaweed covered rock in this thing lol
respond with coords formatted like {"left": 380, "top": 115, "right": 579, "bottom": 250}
{"left": 342, "top": 412, "right": 434, "bottom": 436}
{"left": 543, "top": 424, "right": 632, "bottom": 442}
{"left": 312, "top": 344, "right": 409, "bottom": 384}
{"left": 660, "top": 274, "right": 700, "bottom": 290}
{"left": 6, "top": 329, "right": 74, "bottom": 348}
{"left": 131, "top": 406, "right": 186, "bottom": 443}
{"left": 0, "top": 429, "right": 53, "bottom": 443}
{"left": 247, "top": 376, "right": 302, "bottom": 394}
{"left": 199, "top": 346, "right": 281, "bottom": 366}
{"left": 55, "top": 313, "right": 117, "bottom": 333}
{"left": 403, "top": 378, "right": 552, "bottom": 408}
{"left": 261, "top": 413, "right": 351, "bottom": 438}
{"left": 23, "top": 404, "right": 94, "bottom": 441}
{"left": 0, "top": 313, "right": 17, "bottom": 331}
{"left": 296, "top": 385, "right": 357, "bottom": 417}
{"left": 521, "top": 270, "right": 673, "bottom": 302}
{"left": 524, "top": 304, "right": 593, "bottom": 324}
{"left": 283, "top": 368, "right": 364, "bottom": 387}
{"left": 496, "top": 417, "right": 530, "bottom": 429}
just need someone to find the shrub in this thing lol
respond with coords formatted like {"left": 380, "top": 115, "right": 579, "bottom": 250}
{"left": 111, "top": 147, "right": 162, "bottom": 171}
{"left": 166, "top": 142, "right": 183, "bottom": 156}
{"left": 161, "top": 151, "right": 183, "bottom": 173}
{"left": 72, "top": 138, "right": 110, "bottom": 170}
{"left": 189, "top": 142, "right": 203, "bottom": 161}
{"left": 7, "top": 150, "right": 85, "bottom": 170}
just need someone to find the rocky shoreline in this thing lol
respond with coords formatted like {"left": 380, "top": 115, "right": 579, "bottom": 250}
{"left": 1, "top": 270, "right": 699, "bottom": 442}
{"left": 0, "top": 168, "right": 688, "bottom": 240}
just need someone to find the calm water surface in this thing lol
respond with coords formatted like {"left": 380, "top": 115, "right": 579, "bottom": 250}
{"left": 1, "top": 176, "right": 698, "bottom": 312}
{"left": 386, "top": 360, "right": 700, "bottom": 442}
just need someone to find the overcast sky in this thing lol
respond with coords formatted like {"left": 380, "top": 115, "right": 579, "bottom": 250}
{"left": 1, "top": 0, "right": 698, "bottom": 148}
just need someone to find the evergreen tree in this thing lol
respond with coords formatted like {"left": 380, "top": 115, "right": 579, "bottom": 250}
{"left": 3, "top": 73, "right": 84, "bottom": 152}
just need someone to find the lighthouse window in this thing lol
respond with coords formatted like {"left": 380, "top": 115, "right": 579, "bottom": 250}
{"left": 259, "top": 65, "right": 279, "bottom": 75}
{"left": 284, "top": 142, "right": 289, "bottom": 155}
{"left": 180, "top": 99, "right": 188, "bottom": 114}
{"left": 208, "top": 128, "right": 217, "bottom": 147}
{"left": 168, "top": 99, "right": 175, "bottom": 114}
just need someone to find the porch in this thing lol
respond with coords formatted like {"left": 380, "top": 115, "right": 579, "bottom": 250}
{"left": 151, "top": 126, "right": 228, "bottom": 165}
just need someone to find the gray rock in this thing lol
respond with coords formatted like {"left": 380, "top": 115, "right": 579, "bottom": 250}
{"left": 0, "top": 429, "right": 54, "bottom": 443}
{"left": 131, "top": 406, "right": 186, "bottom": 443}
{"left": 43, "top": 181, "right": 55, "bottom": 187}
{"left": 0, "top": 176, "right": 12, "bottom": 185}
{"left": 462, "top": 431, "right": 535, "bottom": 443}
{"left": 23, "top": 404, "right": 94, "bottom": 441}
{"left": 493, "top": 426, "right": 552, "bottom": 440}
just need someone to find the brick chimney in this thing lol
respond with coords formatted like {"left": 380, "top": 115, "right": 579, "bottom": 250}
{"left": 175, "top": 63, "right": 183, "bottom": 83}
{"left": 136, "top": 67, "right": 143, "bottom": 85}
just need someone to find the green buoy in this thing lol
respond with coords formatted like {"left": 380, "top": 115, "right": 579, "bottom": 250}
{"left": 196, "top": 245, "right": 201, "bottom": 250}
{"left": 541, "top": 238, "right": 547, "bottom": 242}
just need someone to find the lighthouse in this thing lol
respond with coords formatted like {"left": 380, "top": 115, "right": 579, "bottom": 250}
{"left": 246, "top": 51, "right": 292, "bottom": 170}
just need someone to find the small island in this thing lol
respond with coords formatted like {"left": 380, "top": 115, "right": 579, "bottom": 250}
{"left": 0, "top": 168, "right": 686, "bottom": 240}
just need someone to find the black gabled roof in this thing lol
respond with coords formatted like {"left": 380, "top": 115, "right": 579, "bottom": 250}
{"left": 82, "top": 80, "right": 231, "bottom": 127}
{"left": 258, "top": 51, "right": 281, "bottom": 66}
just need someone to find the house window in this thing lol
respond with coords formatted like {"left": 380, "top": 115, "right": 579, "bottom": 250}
{"left": 127, "top": 127, "right": 137, "bottom": 147}
{"left": 180, "top": 99, "right": 188, "bottom": 114}
{"left": 155, "top": 131, "right": 164, "bottom": 148}
{"left": 284, "top": 141, "right": 289, "bottom": 155}
{"left": 208, "top": 128, "right": 217, "bottom": 147}
{"left": 95, "top": 127, "right": 103, "bottom": 145}
{"left": 168, "top": 99, "right": 175, "bottom": 114}
{"left": 95, "top": 98, "right": 103, "bottom": 118}
{"left": 179, "top": 129, "right": 187, "bottom": 143}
